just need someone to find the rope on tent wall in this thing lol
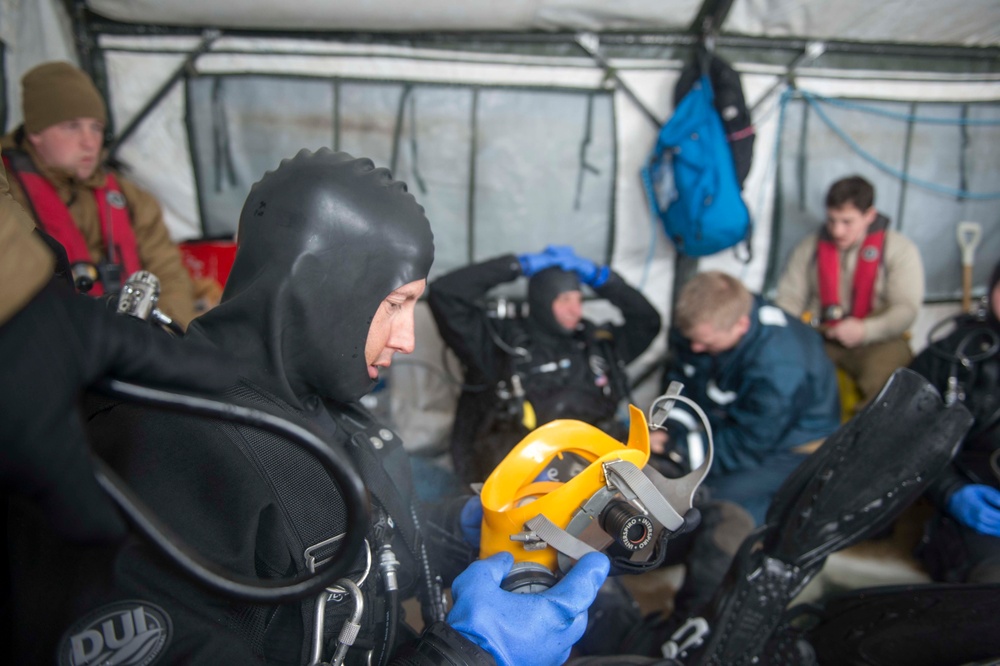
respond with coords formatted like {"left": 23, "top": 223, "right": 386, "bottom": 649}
{"left": 895, "top": 101, "right": 917, "bottom": 229}
{"left": 575, "top": 32, "right": 662, "bottom": 129}
{"left": 800, "top": 92, "right": 1000, "bottom": 126}
{"left": 389, "top": 85, "right": 409, "bottom": 179}
{"left": 959, "top": 103, "right": 970, "bottom": 195}
{"left": 332, "top": 78, "right": 341, "bottom": 152}
{"left": 406, "top": 90, "right": 428, "bottom": 194}
{"left": 574, "top": 92, "right": 600, "bottom": 210}
{"left": 637, "top": 157, "right": 663, "bottom": 290}
{"left": 390, "top": 83, "right": 430, "bottom": 195}
{"left": 735, "top": 90, "right": 785, "bottom": 284}
{"left": 466, "top": 88, "right": 480, "bottom": 264}
{"left": 0, "top": 47, "right": 7, "bottom": 133}
{"left": 210, "top": 78, "right": 239, "bottom": 193}
{"left": 762, "top": 89, "right": 793, "bottom": 295}
{"left": 789, "top": 89, "right": 1000, "bottom": 200}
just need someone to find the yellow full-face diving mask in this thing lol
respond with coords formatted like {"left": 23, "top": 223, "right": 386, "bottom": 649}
{"left": 480, "top": 384, "right": 712, "bottom": 592}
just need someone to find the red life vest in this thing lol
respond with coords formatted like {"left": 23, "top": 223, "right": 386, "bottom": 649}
{"left": 816, "top": 215, "right": 888, "bottom": 323}
{"left": 3, "top": 152, "right": 141, "bottom": 296}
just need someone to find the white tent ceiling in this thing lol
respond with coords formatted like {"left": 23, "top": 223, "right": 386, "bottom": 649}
{"left": 85, "top": 0, "right": 1000, "bottom": 48}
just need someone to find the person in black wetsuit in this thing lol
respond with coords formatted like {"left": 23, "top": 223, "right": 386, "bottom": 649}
{"left": 6, "top": 149, "right": 609, "bottom": 666}
{"left": 912, "top": 258, "right": 1000, "bottom": 584}
{"left": 428, "top": 245, "right": 661, "bottom": 485}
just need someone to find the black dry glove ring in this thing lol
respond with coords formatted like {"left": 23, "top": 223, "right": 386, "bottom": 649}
{"left": 390, "top": 621, "right": 497, "bottom": 665}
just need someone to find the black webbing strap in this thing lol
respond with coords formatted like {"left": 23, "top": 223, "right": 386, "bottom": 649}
{"left": 345, "top": 431, "right": 421, "bottom": 564}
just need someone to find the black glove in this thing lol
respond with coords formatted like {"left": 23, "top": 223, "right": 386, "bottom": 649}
{"left": 0, "top": 278, "right": 235, "bottom": 543}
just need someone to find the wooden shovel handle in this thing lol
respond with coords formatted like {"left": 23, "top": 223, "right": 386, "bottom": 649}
{"left": 963, "top": 265, "right": 974, "bottom": 312}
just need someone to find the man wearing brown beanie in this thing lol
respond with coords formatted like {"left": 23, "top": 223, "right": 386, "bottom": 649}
{"left": 1, "top": 61, "right": 197, "bottom": 327}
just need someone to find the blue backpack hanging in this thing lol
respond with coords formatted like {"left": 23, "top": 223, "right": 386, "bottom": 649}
{"left": 641, "top": 73, "right": 751, "bottom": 258}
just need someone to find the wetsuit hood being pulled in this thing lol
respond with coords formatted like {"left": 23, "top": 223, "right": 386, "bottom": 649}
{"left": 189, "top": 148, "right": 434, "bottom": 408}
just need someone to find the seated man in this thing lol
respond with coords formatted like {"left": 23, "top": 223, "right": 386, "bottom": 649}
{"left": 911, "top": 258, "right": 1000, "bottom": 583}
{"left": 427, "top": 245, "right": 661, "bottom": 484}
{"left": 657, "top": 271, "right": 841, "bottom": 525}
{"left": 1, "top": 61, "right": 197, "bottom": 326}
{"left": 775, "top": 175, "right": 924, "bottom": 408}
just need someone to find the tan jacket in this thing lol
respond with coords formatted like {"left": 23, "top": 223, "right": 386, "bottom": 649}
{"left": 775, "top": 226, "right": 924, "bottom": 345}
{"left": 0, "top": 165, "right": 54, "bottom": 325}
{"left": 1, "top": 131, "right": 197, "bottom": 327}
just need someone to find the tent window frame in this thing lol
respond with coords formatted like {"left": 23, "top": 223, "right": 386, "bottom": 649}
{"left": 765, "top": 90, "right": 1000, "bottom": 303}
{"left": 182, "top": 70, "right": 619, "bottom": 271}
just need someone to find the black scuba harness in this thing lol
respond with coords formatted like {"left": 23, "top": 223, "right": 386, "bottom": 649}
{"left": 490, "top": 316, "right": 630, "bottom": 431}
{"left": 924, "top": 308, "right": 1000, "bottom": 423}
{"left": 921, "top": 307, "right": 1000, "bottom": 487}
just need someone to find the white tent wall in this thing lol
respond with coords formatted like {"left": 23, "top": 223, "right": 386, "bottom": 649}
{"left": 763, "top": 71, "right": 1000, "bottom": 351}
{"left": 0, "top": 0, "right": 79, "bottom": 128}
{"left": 92, "top": 36, "right": 689, "bottom": 454}
{"left": 95, "top": 38, "right": 1000, "bottom": 453}
{"left": 4, "top": 0, "right": 1000, "bottom": 456}
{"left": 103, "top": 46, "right": 202, "bottom": 244}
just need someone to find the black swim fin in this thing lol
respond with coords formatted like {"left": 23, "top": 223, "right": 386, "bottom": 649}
{"left": 670, "top": 369, "right": 974, "bottom": 665}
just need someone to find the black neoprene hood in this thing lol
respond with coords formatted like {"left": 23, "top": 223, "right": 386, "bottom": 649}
{"left": 190, "top": 149, "right": 434, "bottom": 406}
{"left": 528, "top": 267, "right": 581, "bottom": 336}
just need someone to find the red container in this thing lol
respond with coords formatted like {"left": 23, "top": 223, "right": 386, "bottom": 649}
{"left": 179, "top": 239, "right": 237, "bottom": 290}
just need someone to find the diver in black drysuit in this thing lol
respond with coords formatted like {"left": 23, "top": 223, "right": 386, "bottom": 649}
{"left": 428, "top": 250, "right": 661, "bottom": 485}
{"left": 7, "top": 150, "right": 608, "bottom": 666}
{"left": 911, "top": 259, "right": 1000, "bottom": 584}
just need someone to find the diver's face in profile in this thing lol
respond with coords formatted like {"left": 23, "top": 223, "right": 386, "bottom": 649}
{"left": 364, "top": 278, "right": 426, "bottom": 380}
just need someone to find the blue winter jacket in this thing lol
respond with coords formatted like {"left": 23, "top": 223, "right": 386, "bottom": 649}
{"left": 664, "top": 296, "right": 841, "bottom": 474}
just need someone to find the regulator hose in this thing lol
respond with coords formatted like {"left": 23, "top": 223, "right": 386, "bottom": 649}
{"left": 90, "top": 378, "right": 370, "bottom": 604}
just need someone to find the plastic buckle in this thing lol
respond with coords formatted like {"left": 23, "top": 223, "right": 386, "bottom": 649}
{"left": 661, "top": 617, "right": 710, "bottom": 659}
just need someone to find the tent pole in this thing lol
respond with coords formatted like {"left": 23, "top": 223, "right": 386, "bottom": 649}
{"left": 575, "top": 33, "right": 662, "bottom": 129}
{"left": 71, "top": 0, "right": 111, "bottom": 132}
{"left": 107, "top": 30, "right": 220, "bottom": 160}
{"left": 748, "top": 42, "right": 827, "bottom": 115}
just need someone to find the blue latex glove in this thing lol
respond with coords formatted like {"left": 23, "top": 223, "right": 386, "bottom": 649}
{"left": 947, "top": 484, "right": 1000, "bottom": 536}
{"left": 517, "top": 248, "right": 563, "bottom": 277}
{"left": 448, "top": 551, "right": 610, "bottom": 666}
{"left": 460, "top": 496, "right": 483, "bottom": 548}
{"left": 546, "top": 245, "right": 610, "bottom": 287}
{"left": 541, "top": 244, "right": 578, "bottom": 266}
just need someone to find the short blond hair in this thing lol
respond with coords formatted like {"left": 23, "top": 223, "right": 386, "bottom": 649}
{"left": 673, "top": 271, "right": 752, "bottom": 334}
